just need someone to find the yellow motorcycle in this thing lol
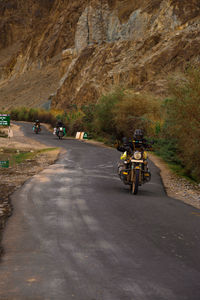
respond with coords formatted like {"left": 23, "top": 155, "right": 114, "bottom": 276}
{"left": 118, "top": 150, "right": 151, "bottom": 194}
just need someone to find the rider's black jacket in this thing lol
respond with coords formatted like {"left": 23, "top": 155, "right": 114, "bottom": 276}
{"left": 117, "top": 137, "right": 149, "bottom": 153}
{"left": 117, "top": 137, "right": 133, "bottom": 154}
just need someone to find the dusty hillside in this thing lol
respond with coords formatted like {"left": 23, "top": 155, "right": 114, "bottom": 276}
{"left": 0, "top": 0, "right": 200, "bottom": 110}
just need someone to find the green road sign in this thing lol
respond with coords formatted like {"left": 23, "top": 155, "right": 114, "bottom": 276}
{"left": 0, "top": 114, "right": 10, "bottom": 126}
{"left": 0, "top": 160, "right": 9, "bottom": 168}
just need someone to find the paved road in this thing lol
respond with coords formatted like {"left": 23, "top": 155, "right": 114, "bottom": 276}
{"left": 0, "top": 123, "right": 200, "bottom": 300}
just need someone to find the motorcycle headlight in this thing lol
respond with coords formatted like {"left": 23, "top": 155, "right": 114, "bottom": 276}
{"left": 133, "top": 151, "right": 142, "bottom": 160}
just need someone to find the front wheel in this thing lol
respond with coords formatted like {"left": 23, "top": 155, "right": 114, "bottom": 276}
{"left": 131, "top": 169, "right": 140, "bottom": 195}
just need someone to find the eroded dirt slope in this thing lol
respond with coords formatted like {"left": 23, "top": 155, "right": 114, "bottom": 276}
{"left": 0, "top": 0, "right": 200, "bottom": 109}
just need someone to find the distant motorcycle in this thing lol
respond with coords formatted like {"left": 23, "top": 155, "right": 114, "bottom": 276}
{"left": 33, "top": 124, "right": 41, "bottom": 134}
{"left": 56, "top": 127, "right": 65, "bottom": 140}
{"left": 118, "top": 150, "right": 151, "bottom": 194}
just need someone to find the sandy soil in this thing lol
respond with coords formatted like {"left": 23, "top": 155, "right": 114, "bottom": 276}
{"left": 0, "top": 123, "right": 50, "bottom": 150}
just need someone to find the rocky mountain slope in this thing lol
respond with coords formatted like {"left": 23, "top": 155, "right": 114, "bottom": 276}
{"left": 0, "top": 0, "right": 200, "bottom": 110}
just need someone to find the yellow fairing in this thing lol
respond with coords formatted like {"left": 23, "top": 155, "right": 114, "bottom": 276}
{"left": 120, "top": 151, "right": 127, "bottom": 160}
{"left": 143, "top": 151, "right": 148, "bottom": 159}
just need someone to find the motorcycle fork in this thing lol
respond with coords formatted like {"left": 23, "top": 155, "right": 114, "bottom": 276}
{"left": 137, "top": 165, "right": 142, "bottom": 184}
{"left": 130, "top": 163, "right": 135, "bottom": 182}
{"left": 131, "top": 164, "right": 142, "bottom": 184}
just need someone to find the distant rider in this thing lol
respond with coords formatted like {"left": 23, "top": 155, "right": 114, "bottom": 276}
{"left": 56, "top": 119, "right": 64, "bottom": 129}
{"left": 33, "top": 120, "right": 41, "bottom": 131}
{"left": 55, "top": 120, "right": 66, "bottom": 135}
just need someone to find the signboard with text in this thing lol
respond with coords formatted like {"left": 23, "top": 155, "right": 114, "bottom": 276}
{"left": 0, "top": 160, "right": 9, "bottom": 168}
{"left": 0, "top": 114, "right": 10, "bottom": 126}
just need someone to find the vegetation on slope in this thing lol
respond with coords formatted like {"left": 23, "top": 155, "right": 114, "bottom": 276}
{"left": 156, "top": 66, "right": 200, "bottom": 181}
{"left": 7, "top": 66, "right": 200, "bottom": 182}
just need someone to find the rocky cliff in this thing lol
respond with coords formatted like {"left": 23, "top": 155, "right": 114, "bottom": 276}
{"left": 0, "top": 0, "right": 200, "bottom": 109}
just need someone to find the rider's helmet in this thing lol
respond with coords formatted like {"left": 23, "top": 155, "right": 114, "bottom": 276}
{"left": 56, "top": 119, "right": 63, "bottom": 127}
{"left": 133, "top": 129, "right": 143, "bottom": 140}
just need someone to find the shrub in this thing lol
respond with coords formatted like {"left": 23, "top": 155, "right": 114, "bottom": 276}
{"left": 113, "top": 90, "right": 161, "bottom": 139}
{"left": 94, "top": 88, "right": 124, "bottom": 136}
{"left": 164, "top": 66, "right": 200, "bottom": 180}
{"left": 153, "top": 138, "right": 181, "bottom": 165}
{"left": 10, "top": 108, "right": 20, "bottom": 120}
{"left": 64, "top": 109, "right": 84, "bottom": 136}
{"left": 9, "top": 107, "right": 57, "bottom": 127}
{"left": 28, "top": 108, "right": 39, "bottom": 122}
{"left": 81, "top": 104, "right": 96, "bottom": 133}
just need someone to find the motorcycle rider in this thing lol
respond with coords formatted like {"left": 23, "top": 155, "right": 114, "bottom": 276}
{"left": 34, "top": 119, "right": 40, "bottom": 126}
{"left": 132, "top": 129, "right": 149, "bottom": 151}
{"left": 132, "top": 129, "right": 150, "bottom": 172}
{"left": 117, "top": 129, "right": 149, "bottom": 153}
{"left": 56, "top": 119, "right": 64, "bottom": 129}
{"left": 117, "top": 129, "right": 150, "bottom": 173}
{"left": 55, "top": 119, "right": 66, "bottom": 136}
{"left": 117, "top": 137, "right": 133, "bottom": 154}
{"left": 33, "top": 119, "right": 41, "bottom": 131}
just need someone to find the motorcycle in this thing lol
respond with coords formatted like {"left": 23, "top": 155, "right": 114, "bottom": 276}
{"left": 118, "top": 150, "right": 151, "bottom": 194}
{"left": 56, "top": 127, "right": 65, "bottom": 139}
{"left": 33, "top": 124, "right": 41, "bottom": 134}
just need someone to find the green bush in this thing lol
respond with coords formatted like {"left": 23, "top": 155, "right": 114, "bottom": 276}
{"left": 163, "top": 66, "right": 200, "bottom": 181}
{"left": 10, "top": 107, "right": 57, "bottom": 127}
{"left": 28, "top": 108, "right": 39, "bottom": 122}
{"left": 113, "top": 91, "right": 161, "bottom": 138}
{"left": 94, "top": 88, "right": 124, "bottom": 136}
{"left": 64, "top": 109, "right": 84, "bottom": 136}
{"left": 153, "top": 138, "right": 181, "bottom": 165}
{"left": 81, "top": 104, "right": 96, "bottom": 133}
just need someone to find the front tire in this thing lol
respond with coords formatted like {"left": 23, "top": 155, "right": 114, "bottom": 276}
{"left": 58, "top": 132, "right": 63, "bottom": 140}
{"left": 131, "top": 169, "right": 140, "bottom": 195}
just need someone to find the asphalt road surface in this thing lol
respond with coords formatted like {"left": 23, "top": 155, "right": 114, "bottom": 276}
{"left": 0, "top": 123, "right": 200, "bottom": 300}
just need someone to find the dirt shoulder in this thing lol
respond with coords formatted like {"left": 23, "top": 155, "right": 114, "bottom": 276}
{"left": 0, "top": 123, "right": 60, "bottom": 255}
{"left": 0, "top": 123, "right": 51, "bottom": 150}
{"left": 148, "top": 153, "right": 200, "bottom": 209}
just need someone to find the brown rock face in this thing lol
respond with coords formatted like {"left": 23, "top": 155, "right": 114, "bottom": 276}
{"left": 0, "top": 0, "right": 200, "bottom": 109}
